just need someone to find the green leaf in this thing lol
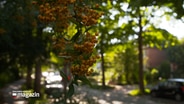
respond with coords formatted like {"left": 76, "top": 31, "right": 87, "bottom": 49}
{"left": 71, "top": 30, "right": 81, "bottom": 42}
{"left": 60, "top": 70, "right": 69, "bottom": 81}
{"left": 67, "top": 83, "right": 74, "bottom": 98}
{"left": 78, "top": 76, "right": 92, "bottom": 87}
{"left": 73, "top": 76, "right": 79, "bottom": 86}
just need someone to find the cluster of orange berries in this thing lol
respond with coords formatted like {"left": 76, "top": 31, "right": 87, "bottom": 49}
{"left": 74, "top": 32, "right": 98, "bottom": 53}
{"left": 38, "top": 0, "right": 102, "bottom": 31}
{"left": 38, "top": 3, "right": 55, "bottom": 22}
{"left": 0, "top": 28, "right": 6, "bottom": 35}
{"left": 38, "top": 0, "right": 76, "bottom": 29}
{"left": 71, "top": 32, "right": 99, "bottom": 75}
{"left": 13, "top": 15, "right": 24, "bottom": 24}
{"left": 75, "top": 6, "right": 103, "bottom": 26}
{"left": 37, "top": 1, "right": 102, "bottom": 76}
{"left": 53, "top": 38, "right": 69, "bottom": 52}
{"left": 70, "top": 32, "right": 99, "bottom": 76}
{"left": 70, "top": 55, "right": 100, "bottom": 76}
{"left": 53, "top": 32, "right": 99, "bottom": 76}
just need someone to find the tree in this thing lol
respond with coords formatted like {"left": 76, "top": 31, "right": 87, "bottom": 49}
{"left": 36, "top": 0, "right": 102, "bottom": 101}
{"left": 152, "top": 0, "right": 184, "bottom": 20}
{"left": 0, "top": 0, "right": 52, "bottom": 93}
{"left": 0, "top": 0, "right": 34, "bottom": 82}
{"left": 166, "top": 42, "right": 184, "bottom": 77}
{"left": 94, "top": 0, "right": 127, "bottom": 87}
{"left": 94, "top": 0, "right": 178, "bottom": 94}
{"left": 112, "top": 43, "right": 139, "bottom": 84}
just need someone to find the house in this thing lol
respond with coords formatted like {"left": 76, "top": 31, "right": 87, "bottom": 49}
{"left": 145, "top": 47, "right": 167, "bottom": 68}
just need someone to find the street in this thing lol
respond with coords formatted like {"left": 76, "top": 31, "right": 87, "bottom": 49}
{"left": 74, "top": 85, "right": 184, "bottom": 104}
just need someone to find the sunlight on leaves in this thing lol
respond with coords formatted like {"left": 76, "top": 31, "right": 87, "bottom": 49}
{"left": 151, "top": 68, "right": 158, "bottom": 75}
{"left": 128, "top": 89, "right": 150, "bottom": 96}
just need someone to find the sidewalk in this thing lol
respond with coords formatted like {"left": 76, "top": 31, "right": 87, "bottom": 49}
{"left": 0, "top": 79, "right": 28, "bottom": 104}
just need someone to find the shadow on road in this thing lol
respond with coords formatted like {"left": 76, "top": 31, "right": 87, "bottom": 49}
{"left": 73, "top": 85, "right": 184, "bottom": 104}
{"left": 0, "top": 79, "right": 28, "bottom": 104}
{"left": 0, "top": 81, "right": 184, "bottom": 104}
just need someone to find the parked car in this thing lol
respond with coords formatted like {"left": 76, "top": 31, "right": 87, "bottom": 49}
{"left": 43, "top": 71, "right": 64, "bottom": 97}
{"left": 150, "top": 78, "right": 184, "bottom": 101}
{"left": 42, "top": 71, "right": 62, "bottom": 84}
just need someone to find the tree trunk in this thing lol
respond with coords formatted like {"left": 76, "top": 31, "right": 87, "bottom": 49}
{"left": 62, "top": 60, "right": 71, "bottom": 104}
{"left": 138, "top": 11, "right": 145, "bottom": 94}
{"left": 125, "top": 71, "right": 130, "bottom": 84}
{"left": 34, "top": 60, "right": 42, "bottom": 94}
{"left": 100, "top": 36, "right": 105, "bottom": 88}
{"left": 33, "top": 18, "right": 43, "bottom": 95}
{"left": 26, "top": 64, "right": 32, "bottom": 89}
{"left": 12, "top": 68, "right": 21, "bottom": 80}
{"left": 124, "top": 52, "right": 130, "bottom": 84}
{"left": 101, "top": 50, "right": 105, "bottom": 88}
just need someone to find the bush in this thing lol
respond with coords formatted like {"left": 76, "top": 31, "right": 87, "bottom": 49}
{"left": 0, "top": 72, "right": 14, "bottom": 88}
